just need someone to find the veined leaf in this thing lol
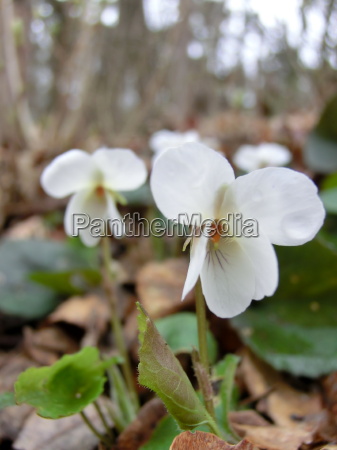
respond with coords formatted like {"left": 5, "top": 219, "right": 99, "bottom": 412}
{"left": 137, "top": 303, "right": 218, "bottom": 433}
{"left": 214, "top": 355, "right": 241, "bottom": 442}
{"left": 15, "top": 347, "right": 118, "bottom": 419}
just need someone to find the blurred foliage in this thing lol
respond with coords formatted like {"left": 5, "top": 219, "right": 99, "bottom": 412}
{"left": 0, "top": 238, "right": 100, "bottom": 318}
{"left": 155, "top": 312, "right": 218, "bottom": 364}
{"left": 140, "top": 415, "right": 180, "bottom": 450}
{"left": 231, "top": 237, "right": 337, "bottom": 377}
{"left": 305, "top": 92, "right": 337, "bottom": 173}
{"left": 0, "top": 392, "right": 16, "bottom": 410}
{"left": 320, "top": 171, "right": 337, "bottom": 214}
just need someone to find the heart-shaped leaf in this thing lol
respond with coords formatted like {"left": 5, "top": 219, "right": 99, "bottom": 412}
{"left": 0, "top": 239, "right": 100, "bottom": 318}
{"left": 155, "top": 312, "right": 218, "bottom": 363}
{"left": 15, "top": 347, "right": 118, "bottom": 418}
{"left": 231, "top": 238, "right": 337, "bottom": 377}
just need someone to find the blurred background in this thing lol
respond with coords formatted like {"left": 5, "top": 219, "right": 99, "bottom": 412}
{"left": 1, "top": 0, "right": 337, "bottom": 227}
{"left": 1, "top": 5, "right": 337, "bottom": 446}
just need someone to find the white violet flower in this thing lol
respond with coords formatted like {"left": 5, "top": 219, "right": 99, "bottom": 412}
{"left": 233, "top": 142, "right": 292, "bottom": 172}
{"left": 41, "top": 147, "right": 147, "bottom": 247}
{"left": 149, "top": 129, "right": 200, "bottom": 162}
{"left": 151, "top": 143, "right": 325, "bottom": 318}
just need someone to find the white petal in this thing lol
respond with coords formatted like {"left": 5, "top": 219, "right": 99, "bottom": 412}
{"left": 151, "top": 143, "right": 235, "bottom": 225}
{"left": 224, "top": 167, "right": 325, "bottom": 246}
{"left": 41, "top": 150, "right": 96, "bottom": 198}
{"left": 149, "top": 129, "right": 178, "bottom": 153}
{"left": 64, "top": 188, "right": 109, "bottom": 247}
{"left": 234, "top": 143, "right": 292, "bottom": 172}
{"left": 182, "top": 234, "right": 208, "bottom": 299}
{"left": 149, "top": 129, "right": 199, "bottom": 154}
{"left": 233, "top": 145, "right": 260, "bottom": 172}
{"left": 238, "top": 233, "right": 278, "bottom": 300}
{"left": 92, "top": 148, "right": 147, "bottom": 191}
{"left": 106, "top": 194, "right": 124, "bottom": 238}
{"left": 200, "top": 238, "right": 255, "bottom": 318}
{"left": 258, "top": 143, "right": 292, "bottom": 166}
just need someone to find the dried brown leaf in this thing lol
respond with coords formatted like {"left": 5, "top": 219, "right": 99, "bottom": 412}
{"left": 116, "top": 398, "right": 167, "bottom": 450}
{"left": 322, "top": 372, "right": 337, "bottom": 423}
{"left": 240, "top": 350, "right": 322, "bottom": 427}
{"left": 23, "top": 326, "right": 78, "bottom": 365}
{"left": 229, "top": 410, "right": 270, "bottom": 428}
{"left": 136, "top": 258, "right": 193, "bottom": 319}
{"left": 4, "top": 216, "right": 49, "bottom": 240}
{"left": 170, "top": 431, "right": 257, "bottom": 450}
{"left": 233, "top": 424, "right": 313, "bottom": 450}
{"left": 13, "top": 401, "right": 112, "bottom": 450}
{"left": 48, "top": 295, "right": 110, "bottom": 346}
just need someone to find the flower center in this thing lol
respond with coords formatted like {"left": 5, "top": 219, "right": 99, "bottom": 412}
{"left": 209, "top": 222, "right": 223, "bottom": 244}
{"left": 95, "top": 185, "right": 105, "bottom": 197}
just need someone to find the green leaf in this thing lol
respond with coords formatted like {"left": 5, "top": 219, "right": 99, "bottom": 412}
{"left": 140, "top": 415, "right": 180, "bottom": 450}
{"left": 0, "top": 239, "right": 100, "bottom": 319}
{"left": 213, "top": 355, "right": 241, "bottom": 442}
{"left": 155, "top": 313, "right": 218, "bottom": 364}
{"left": 29, "top": 269, "right": 101, "bottom": 295}
{"left": 120, "top": 183, "right": 153, "bottom": 206}
{"left": 320, "top": 187, "right": 337, "bottom": 214}
{"left": 15, "top": 347, "right": 117, "bottom": 418}
{"left": 0, "top": 392, "right": 16, "bottom": 410}
{"left": 304, "top": 93, "right": 337, "bottom": 173}
{"left": 137, "top": 303, "right": 218, "bottom": 433}
{"left": 315, "top": 93, "right": 337, "bottom": 141}
{"left": 231, "top": 239, "right": 337, "bottom": 377}
{"left": 321, "top": 173, "right": 337, "bottom": 190}
{"left": 304, "top": 132, "right": 337, "bottom": 174}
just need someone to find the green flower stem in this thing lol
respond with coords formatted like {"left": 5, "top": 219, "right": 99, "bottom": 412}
{"left": 105, "top": 401, "right": 127, "bottom": 433}
{"left": 195, "top": 279, "right": 215, "bottom": 419}
{"left": 80, "top": 410, "right": 112, "bottom": 447}
{"left": 93, "top": 400, "right": 113, "bottom": 437}
{"left": 101, "top": 238, "right": 139, "bottom": 412}
{"left": 108, "top": 364, "right": 136, "bottom": 424}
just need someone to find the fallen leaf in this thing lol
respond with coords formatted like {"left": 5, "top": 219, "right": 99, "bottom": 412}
{"left": 23, "top": 326, "right": 78, "bottom": 365}
{"left": 229, "top": 410, "right": 270, "bottom": 428}
{"left": 233, "top": 424, "right": 313, "bottom": 450}
{"left": 116, "top": 397, "right": 167, "bottom": 449}
{"left": 170, "top": 431, "right": 257, "bottom": 450}
{"left": 13, "top": 400, "right": 112, "bottom": 450}
{"left": 0, "top": 352, "right": 36, "bottom": 440}
{"left": 317, "top": 373, "right": 337, "bottom": 442}
{"left": 5, "top": 216, "right": 49, "bottom": 240}
{"left": 322, "top": 372, "right": 337, "bottom": 423}
{"left": 239, "top": 350, "right": 322, "bottom": 427}
{"left": 136, "top": 258, "right": 193, "bottom": 319}
{"left": 48, "top": 295, "right": 110, "bottom": 346}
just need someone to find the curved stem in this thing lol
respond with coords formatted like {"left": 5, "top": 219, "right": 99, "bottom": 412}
{"left": 93, "top": 401, "right": 112, "bottom": 437}
{"left": 101, "top": 237, "right": 139, "bottom": 412}
{"left": 80, "top": 411, "right": 112, "bottom": 447}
